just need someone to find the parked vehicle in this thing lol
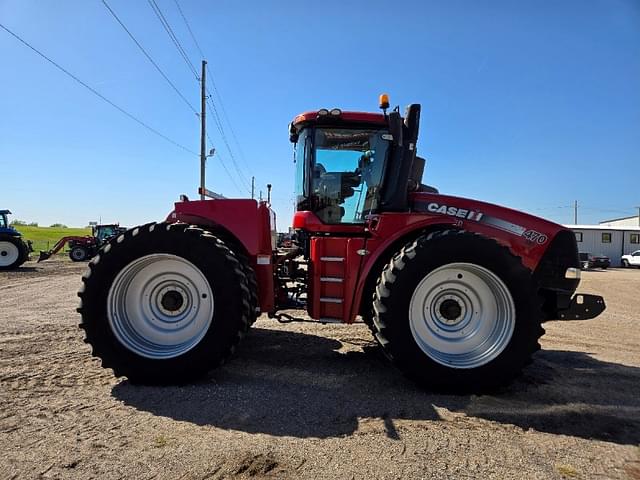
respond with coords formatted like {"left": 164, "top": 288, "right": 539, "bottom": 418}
{"left": 579, "top": 253, "right": 610, "bottom": 269}
{"left": 38, "top": 224, "right": 126, "bottom": 262}
{"left": 0, "top": 210, "right": 33, "bottom": 270}
{"left": 621, "top": 250, "right": 640, "bottom": 268}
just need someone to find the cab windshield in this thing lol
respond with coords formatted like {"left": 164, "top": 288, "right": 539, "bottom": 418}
{"left": 0, "top": 215, "right": 6, "bottom": 229}
{"left": 294, "top": 127, "right": 390, "bottom": 224}
{"left": 95, "top": 226, "right": 118, "bottom": 242}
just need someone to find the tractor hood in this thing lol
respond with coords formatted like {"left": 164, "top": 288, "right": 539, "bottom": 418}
{"left": 409, "top": 192, "right": 571, "bottom": 270}
{"left": 0, "top": 225, "right": 20, "bottom": 237}
{"left": 411, "top": 192, "right": 565, "bottom": 241}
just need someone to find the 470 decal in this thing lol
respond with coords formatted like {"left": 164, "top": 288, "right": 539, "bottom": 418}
{"left": 523, "top": 230, "right": 548, "bottom": 244}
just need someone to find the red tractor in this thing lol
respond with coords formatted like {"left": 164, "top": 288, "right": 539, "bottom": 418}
{"left": 78, "top": 98, "right": 605, "bottom": 391}
{"left": 39, "top": 224, "right": 126, "bottom": 262}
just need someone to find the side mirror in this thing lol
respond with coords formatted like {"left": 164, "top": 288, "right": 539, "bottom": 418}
{"left": 404, "top": 104, "right": 421, "bottom": 144}
{"left": 289, "top": 122, "right": 299, "bottom": 143}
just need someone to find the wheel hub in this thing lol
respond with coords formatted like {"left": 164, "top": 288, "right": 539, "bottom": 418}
{"left": 107, "top": 254, "right": 214, "bottom": 359}
{"left": 0, "top": 241, "right": 19, "bottom": 267}
{"left": 409, "top": 263, "right": 516, "bottom": 369}
{"left": 158, "top": 286, "right": 187, "bottom": 316}
{"left": 436, "top": 297, "right": 465, "bottom": 324}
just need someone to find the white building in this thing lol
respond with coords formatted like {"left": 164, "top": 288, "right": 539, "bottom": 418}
{"left": 599, "top": 214, "right": 640, "bottom": 228}
{"left": 565, "top": 224, "right": 640, "bottom": 267}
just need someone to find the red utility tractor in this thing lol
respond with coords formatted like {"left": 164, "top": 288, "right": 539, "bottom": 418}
{"left": 77, "top": 97, "right": 605, "bottom": 391}
{"left": 39, "top": 224, "right": 126, "bottom": 262}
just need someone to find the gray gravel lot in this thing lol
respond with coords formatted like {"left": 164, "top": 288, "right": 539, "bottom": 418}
{"left": 1, "top": 259, "right": 639, "bottom": 479}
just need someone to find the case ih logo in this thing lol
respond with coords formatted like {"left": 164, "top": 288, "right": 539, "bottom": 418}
{"left": 425, "top": 202, "right": 484, "bottom": 221}
{"left": 422, "top": 202, "right": 548, "bottom": 245}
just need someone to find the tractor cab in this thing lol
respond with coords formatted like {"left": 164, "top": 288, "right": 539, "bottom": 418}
{"left": 289, "top": 97, "right": 425, "bottom": 228}
{"left": 0, "top": 210, "right": 9, "bottom": 230}
{"left": 93, "top": 224, "right": 125, "bottom": 244}
{"left": 0, "top": 210, "right": 16, "bottom": 235}
{"left": 0, "top": 210, "right": 27, "bottom": 239}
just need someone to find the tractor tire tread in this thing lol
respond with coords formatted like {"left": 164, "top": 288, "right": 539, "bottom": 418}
{"left": 77, "top": 222, "right": 251, "bottom": 384}
{"left": 371, "top": 229, "right": 544, "bottom": 392}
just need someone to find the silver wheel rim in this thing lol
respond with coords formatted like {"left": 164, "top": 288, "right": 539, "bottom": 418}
{"left": 409, "top": 262, "right": 516, "bottom": 369}
{"left": 107, "top": 254, "right": 214, "bottom": 359}
{"left": 0, "top": 241, "right": 19, "bottom": 267}
{"left": 71, "top": 248, "right": 85, "bottom": 260}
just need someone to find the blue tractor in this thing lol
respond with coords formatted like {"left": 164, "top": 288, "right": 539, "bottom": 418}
{"left": 0, "top": 210, "right": 33, "bottom": 270}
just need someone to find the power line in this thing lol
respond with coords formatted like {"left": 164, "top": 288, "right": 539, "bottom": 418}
{"left": 205, "top": 64, "right": 254, "bottom": 176}
{"left": 172, "top": 0, "right": 205, "bottom": 59}
{"left": 147, "top": 0, "right": 199, "bottom": 79}
{"left": 101, "top": 0, "right": 198, "bottom": 115}
{"left": 0, "top": 21, "right": 197, "bottom": 155}
{"left": 580, "top": 206, "right": 638, "bottom": 215}
{"left": 205, "top": 131, "right": 246, "bottom": 194}
{"left": 206, "top": 94, "right": 252, "bottom": 191}
{"left": 168, "top": 2, "right": 255, "bottom": 184}
{"left": 148, "top": 0, "right": 255, "bottom": 192}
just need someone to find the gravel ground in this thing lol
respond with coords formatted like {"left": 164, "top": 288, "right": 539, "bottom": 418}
{"left": 1, "top": 258, "right": 639, "bottom": 479}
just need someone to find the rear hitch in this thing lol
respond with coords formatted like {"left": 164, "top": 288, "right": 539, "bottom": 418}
{"left": 556, "top": 293, "right": 606, "bottom": 320}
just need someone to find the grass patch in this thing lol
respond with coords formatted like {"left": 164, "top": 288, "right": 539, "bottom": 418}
{"left": 556, "top": 463, "right": 579, "bottom": 478}
{"left": 153, "top": 435, "right": 169, "bottom": 448}
{"left": 15, "top": 225, "right": 92, "bottom": 255}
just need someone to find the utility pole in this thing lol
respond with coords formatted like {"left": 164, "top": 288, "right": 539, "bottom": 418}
{"left": 574, "top": 200, "right": 578, "bottom": 225}
{"left": 199, "top": 60, "right": 207, "bottom": 200}
{"left": 637, "top": 206, "right": 640, "bottom": 227}
{"left": 251, "top": 176, "right": 255, "bottom": 199}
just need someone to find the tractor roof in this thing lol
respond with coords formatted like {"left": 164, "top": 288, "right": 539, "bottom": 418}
{"left": 0, "top": 210, "right": 11, "bottom": 215}
{"left": 292, "top": 110, "right": 387, "bottom": 129}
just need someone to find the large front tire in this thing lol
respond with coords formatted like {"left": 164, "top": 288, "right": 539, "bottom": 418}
{"left": 372, "top": 230, "right": 544, "bottom": 391}
{"left": 78, "top": 223, "right": 251, "bottom": 384}
{"left": 69, "top": 246, "right": 89, "bottom": 262}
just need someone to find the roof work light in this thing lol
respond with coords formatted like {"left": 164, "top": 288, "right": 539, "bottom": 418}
{"left": 379, "top": 93, "right": 390, "bottom": 111}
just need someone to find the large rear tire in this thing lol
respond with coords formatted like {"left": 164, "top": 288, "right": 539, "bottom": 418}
{"left": 78, "top": 222, "right": 251, "bottom": 384}
{"left": 0, "top": 235, "right": 29, "bottom": 270}
{"left": 235, "top": 251, "right": 259, "bottom": 328}
{"left": 371, "top": 230, "right": 544, "bottom": 392}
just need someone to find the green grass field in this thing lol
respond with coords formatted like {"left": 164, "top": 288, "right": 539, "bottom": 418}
{"left": 16, "top": 225, "right": 92, "bottom": 256}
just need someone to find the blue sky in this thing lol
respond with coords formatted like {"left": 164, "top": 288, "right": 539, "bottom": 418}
{"left": 1, "top": 0, "right": 638, "bottom": 231}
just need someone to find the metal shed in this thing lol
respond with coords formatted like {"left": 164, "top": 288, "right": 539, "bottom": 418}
{"left": 566, "top": 224, "right": 640, "bottom": 267}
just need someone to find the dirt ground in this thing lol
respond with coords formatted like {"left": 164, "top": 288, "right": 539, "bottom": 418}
{"left": 1, "top": 258, "right": 639, "bottom": 480}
